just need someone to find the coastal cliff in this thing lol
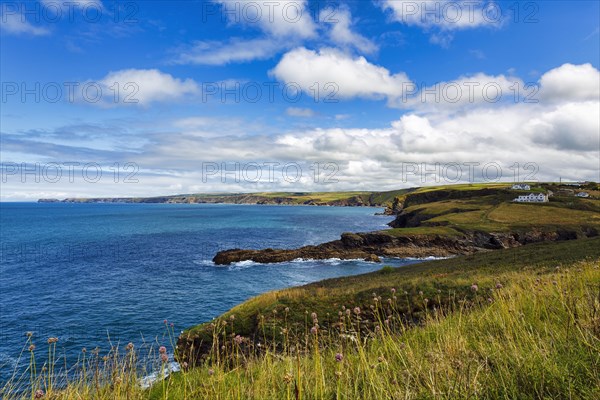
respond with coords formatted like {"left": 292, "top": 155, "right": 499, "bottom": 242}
{"left": 212, "top": 227, "right": 598, "bottom": 264}
{"left": 213, "top": 185, "right": 600, "bottom": 264}
{"left": 37, "top": 190, "right": 409, "bottom": 210}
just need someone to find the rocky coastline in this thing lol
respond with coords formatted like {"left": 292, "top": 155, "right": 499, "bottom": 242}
{"left": 212, "top": 227, "right": 591, "bottom": 265}
{"left": 212, "top": 187, "right": 599, "bottom": 265}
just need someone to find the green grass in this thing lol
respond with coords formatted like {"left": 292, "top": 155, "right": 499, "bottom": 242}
{"left": 392, "top": 189, "right": 600, "bottom": 235}
{"left": 3, "top": 238, "right": 599, "bottom": 399}
{"left": 163, "top": 259, "right": 600, "bottom": 399}
{"left": 183, "top": 237, "right": 600, "bottom": 343}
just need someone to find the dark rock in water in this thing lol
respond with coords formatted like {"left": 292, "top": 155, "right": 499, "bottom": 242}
{"left": 212, "top": 227, "right": 593, "bottom": 265}
{"left": 364, "top": 254, "right": 381, "bottom": 262}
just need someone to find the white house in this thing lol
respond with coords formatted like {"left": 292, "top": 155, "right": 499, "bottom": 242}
{"left": 576, "top": 192, "right": 590, "bottom": 198}
{"left": 513, "top": 193, "right": 548, "bottom": 203}
{"left": 511, "top": 184, "right": 531, "bottom": 190}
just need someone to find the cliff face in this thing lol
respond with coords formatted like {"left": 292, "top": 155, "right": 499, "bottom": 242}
{"left": 212, "top": 187, "right": 599, "bottom": 265}
{"left": 38, "top": 193, "right": 391, "bottom": 207}
{"left": 212, "top": 228, "right": 597, "bottom": 265}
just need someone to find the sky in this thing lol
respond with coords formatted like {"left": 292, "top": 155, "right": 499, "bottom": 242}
{"left": 1, "top": 0, "right": 599, "bottom": 200}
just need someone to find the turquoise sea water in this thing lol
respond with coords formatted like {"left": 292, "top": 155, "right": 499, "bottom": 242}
{"left": 0, "top": 203, "right": 421, "bottom": 382}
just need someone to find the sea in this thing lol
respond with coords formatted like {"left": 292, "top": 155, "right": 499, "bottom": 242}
{"left": 0, "top": 202, "right": 424, "bottom": 384}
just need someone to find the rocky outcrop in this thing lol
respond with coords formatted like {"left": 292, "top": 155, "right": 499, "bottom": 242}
{"left": 212, "top": 228, "right": 596, "bottom": 265}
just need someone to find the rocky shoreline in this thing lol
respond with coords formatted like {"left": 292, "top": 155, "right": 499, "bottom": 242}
{"left": 212, "top": 187, "right": 598, "bottom": 265}
{"left": 212, "top": 229, "right": 589, "bottom": 265}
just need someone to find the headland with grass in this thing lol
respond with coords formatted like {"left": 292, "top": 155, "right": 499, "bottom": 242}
{"left": 10, "top": 181, "right": 599, "bottom": 399}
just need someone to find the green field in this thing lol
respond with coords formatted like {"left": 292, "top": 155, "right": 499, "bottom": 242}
{"left": 382, "top": 183, "right": 600, "bottom": 238}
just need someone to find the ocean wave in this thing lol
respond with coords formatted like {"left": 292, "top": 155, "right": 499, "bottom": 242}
{"left": 228, "top": 260, "right": 260, "bottom": 269}
{"left": 193, "top": 259, "right": 216, "bottom": 267}
{"left": 140, "top": 361, "right": 180, "bottom": 389}
{"left": 403, "top": 255, "right": 454, "bottom": 261}
{"left": 212, "top": 255, "right": 446, "bottom": 269}
{"left": 0, "top": 352, "right": 18, "bottom": 370}
{"left": 225, "top": 257, "right": 382, "bottom": 268}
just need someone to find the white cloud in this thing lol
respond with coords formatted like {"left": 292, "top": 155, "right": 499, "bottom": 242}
{"left": 175, "top": 1, "right": 318, "bottom": 65}
{"left": 138, "top": 64, "right": 598, "bottom": 188}
{"left": 320, "top": 6, "right": 377, "bottom": 54}
{"left": 380, "top": 0, "right": 502, "bottom": 46}
{"left": 213, "top": 0, "right": 317, "bottom": 39}
{"left": 3, "top": 64, "right": 598, "bottom": 199}
{"left": 527, "top": 101, "right": 600, "bottom": 151}
{"left": 396, "top": 72, "right": 525, "bottom": 113}
{"left": 381, "top": 0, "right": 502, "bottom": 30}
{"left": 174, "top": 38, "right": 286, "bottom": 65}
{"left": 176, "top": 1, "right": 379, "bottom": 65}
{"left": 0, "top": 12, "right": 50, "bottom": 36}
{"left": 286, "top": 107, "right": 315, "bottom": 117}
{"left": 97, "top": 69, "right": 199, "bottom": 106}
{"left": 270, "top": 47, "right": 411, "bottom": 101}
{"left": 539, "top": 63, "right": 600, "bottom": 102}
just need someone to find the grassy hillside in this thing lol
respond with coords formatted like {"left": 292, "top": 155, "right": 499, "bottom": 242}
{"left": 6, "top": 238, "right": 597, "bottom": 399}
{"left": 167, "top": 248, "right": 600, "bottom": 399}
{"left": 181, "top": 237, "right": 600, "bottom": 357}
{"left": 384, "top": 183, "right": 600, "bottom": 238}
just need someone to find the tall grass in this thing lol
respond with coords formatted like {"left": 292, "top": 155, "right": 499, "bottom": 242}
{"left": 2, "top": 260, "right": 598, "bottom": 399}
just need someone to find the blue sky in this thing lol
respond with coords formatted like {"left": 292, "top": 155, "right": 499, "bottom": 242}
{"left": 1, "top": 1, "right": 599, "bottom": 200}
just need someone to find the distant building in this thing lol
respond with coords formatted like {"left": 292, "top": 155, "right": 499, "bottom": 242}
{"left": 513, "top": 193, "right": 548, "bottom": 203}
{"left": 511, "top": 184, "right": 531, "bottom": 190}
{"left": 576, "top": 192, "right": 590, "bottom": 198}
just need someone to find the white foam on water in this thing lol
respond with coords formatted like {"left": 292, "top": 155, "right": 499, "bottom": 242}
{"left": 140, "top": 361, "right": 181, "bottom": 389}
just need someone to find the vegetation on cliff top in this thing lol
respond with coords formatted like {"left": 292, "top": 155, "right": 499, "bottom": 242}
{"left": 169, "top": 245, "right": 600, "bottom": 399}
{"left": 383, "top": 185, "right": 600, "bottom": 238}
{"left": 211, "top": 183, "right": 600, "bottom": 264}
{"left": 181, "top": 237, "right": 600, "bottom": 358}
{"left": 4, "top": 238, "right": 598, "bottom": 399}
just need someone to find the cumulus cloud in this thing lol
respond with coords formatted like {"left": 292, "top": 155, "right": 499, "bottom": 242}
{"left": 396, "top": 72, "right": 525, "bottom": 113}
{"left": 174, "top": 0, "right": 318, "bottom": 65}
{"left": 270, "top": 47, "right": 411, "bottom": 101}
{"left": 213, "top": 0, "right": 317, "bottom": 39}
{"left": 381, "top": 0, "right": 502, "bottom": 30}
{"left": 130, "top": 64, "right": 600, "bottom": 188}
{"left": 527, "top": 101, "right": 600, "bottom": 151}
{"left": 175, "top": 1, "right": 376, "bottom": 65}
{"left": 3, "top": 64, "right": 598, "bottom": 199}
{"left": 320, "top": 6, "right": 377, "bottom": 54}
{"left": 96, "top": 69, "right": 199, "bottom": 106}
{"left": 0, "top": 11, "right": 50, "bottom": 36}
{"left": 539, "top": 63, "right": 600, "bottom": 102}
{"left": 379, "top": 0, "right": 502, "bottom": 46}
